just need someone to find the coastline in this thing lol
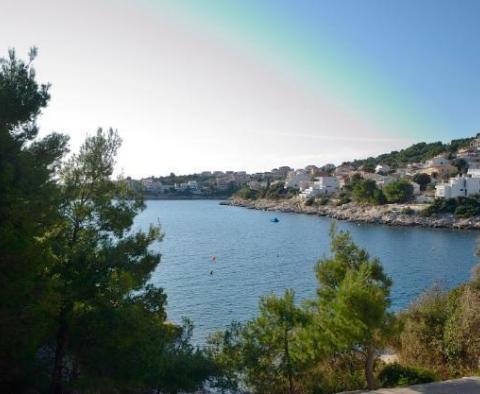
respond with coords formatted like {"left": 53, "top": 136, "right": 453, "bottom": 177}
{"left": 143, "top": 194, "right": 230, "bottom": 200}
{"left": 224, "top": 197, "right": 480, "bottom": 230}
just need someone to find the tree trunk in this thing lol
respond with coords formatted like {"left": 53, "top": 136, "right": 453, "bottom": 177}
{"left": 365, "top": 344, "right": 376, "bottom": 390}
{"left": 50, "top": 310, "right": 69, "bottom": 394}
{"left": 284, "top": 327, "right": 294, "bottom": 394}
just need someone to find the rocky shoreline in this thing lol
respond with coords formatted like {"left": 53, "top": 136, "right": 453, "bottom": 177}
{"left": 224, "top": 198, "right": 480, "bottom": 230}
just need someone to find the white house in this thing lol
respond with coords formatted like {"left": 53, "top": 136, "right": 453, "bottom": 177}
{"left": 285, "top": 170, "right": 311, "bottom": 190}
{"left": 314, "top": 176, "right": 339, "bottom": 193}
{"left": 436, "top": 168, "right": 480, "bottom": 198}
{"left": 300, "top": 176, "right": 339, "bottom": 199}
{"left": 435, "top": 176, "right": 480, "bottom": 199}
{"left": 467, "top": 168, "right": 480, "bottom": 178}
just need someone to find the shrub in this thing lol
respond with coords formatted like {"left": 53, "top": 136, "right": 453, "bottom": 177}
{"left": 424, "top": 197, "right": 480, "bottom": 218}
{"left": 318, "top": 196, "right": 329, "bottom": 205}
{"left": 396, "top": 288, "right": 451, "bottom": 376}
{"left": 413, "top": 173, "right": 432, "bottom": 191}
{"left": 336, "top": 192, "right": 351, "bottom": 206}
{"left": 420, "top": 207, "right": 433, "bottom": 217}
{"left": 384, "top": 180, "right": 414, "bottom": 203}
{"left": 352, "top": 179, "right": 385, "bottom": 205}
{"left": 378, "top": 363, "right": 437, "bottom": 387}
{"left": 235, "top": 186, "right": 258, "bottom": 200}
{"left": 394, "top": 278, "right": 480, "bottom": 378}
{"left": 305, "top": 197, "right": 315, "bottom": 206}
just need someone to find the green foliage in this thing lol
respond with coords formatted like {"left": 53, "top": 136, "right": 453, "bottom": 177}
{"left": 397, "top": 288, "right": 451, "bottom": 375}
{"left": 378, "top": 363, "right": 437, "bottom": 387}
{"left": 412, "top": 173, "right": 432, "bottom": 191}
{"left": 361, "top": 160, "right": 376, "bottom": 173}
{"left": 264, "top": 182, "right": 298, "bottom": 199}
{"left": 452, "top": 158, "right": 468, "bottom": 174}
{"left": 423, "top": 197, "right": 480, "bottom": 218}
{"left": 206, "top": 322, "right": 244, "bottom": 393}
{"left": 304, "top": 195, "right": 329, "bottom": 207}
{"left": 443, "top": 285, "right": 480, "bottom": 374}
{"left": 352, "top": 179, "right": 386, "bottom": 205}
{"left": 336, "top": 191, "right": 351, "bottom": 206}
{"left": 315, "top": 227, "right": 392, "bottom": 300}
{"left": 343, "top": 173, "right": 363, "bottom": 192}
{"left": 45, "top": 129, "right": 213, "bottom": 393}
{"left": 0, "top": 48, "right": 69, "bottom": 392}
{"left": 244, "top": 290, "right": 307, "bottom": 393}
{"left": 448, "top": 137, "right": 476, "bottom": 152}
{"left": 314, "top": 226, "right": 394, "bottom": 389}
{"left": 317, "top": 196, "right": 330, "bottom": 205}
{"left": 0, "top": 49, "right": 214, "bottom": 393}
{"left": 235, "top": 183, "right": 297, "bottom": 201}
{"left": 212, "top": 226, "right": 395, "bottom": 393}
{"left": 346, "top": 139, "right": 474, "bottom": 170}
{"left": 208, "top": 290, "right": 307, "bottom": 394}
{"left": 383, "top": 180, "right": 414, "bottom": 203}
{"left": 236, "top": 186, "right": 259, "bottom": 200}
{"left": 0, "top": 48, "right": 50, "bottom": 139}
{"left": 395, "top": 275, "right": 480, "bottom": 378}
{"left": 211, "top": 225, "right": 480, "bottom": 392}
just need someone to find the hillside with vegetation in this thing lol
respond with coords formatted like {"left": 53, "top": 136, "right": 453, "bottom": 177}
{"left": 346, "top": 138, "right": 477, "bottom": 171}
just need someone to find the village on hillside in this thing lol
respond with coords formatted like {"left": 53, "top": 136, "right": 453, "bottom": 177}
{"left": 132, "top": 136, "right": 480, "bottom": 203}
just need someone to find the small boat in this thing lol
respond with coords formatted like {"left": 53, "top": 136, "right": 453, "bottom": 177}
{"left": 271, "top": 217, "right": 279, "bottom": 223}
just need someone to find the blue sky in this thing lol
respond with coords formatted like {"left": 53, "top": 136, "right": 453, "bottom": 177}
{"left": 303, "top": 0, "right": 480, "bottom": 140}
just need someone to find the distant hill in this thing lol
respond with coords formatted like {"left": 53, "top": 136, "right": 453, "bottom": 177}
{"left": 343, "top": 135, "right": 479, "bottom": 170}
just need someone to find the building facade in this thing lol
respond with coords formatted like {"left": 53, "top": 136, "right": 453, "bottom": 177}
{"left": 435, "top": 176, "right": 480, "bottom": 199}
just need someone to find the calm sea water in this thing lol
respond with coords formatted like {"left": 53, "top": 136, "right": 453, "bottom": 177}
{"left": 135, "top": 200, "right": 480, "bottom": 344}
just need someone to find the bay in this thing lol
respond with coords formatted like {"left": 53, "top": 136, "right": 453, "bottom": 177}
{"left": 135, "top": 200, "right": 479, "bottom": 344}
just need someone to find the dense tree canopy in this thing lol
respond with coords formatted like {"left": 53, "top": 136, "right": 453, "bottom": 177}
{"left": 209, "top": 226, "right": 395, "bottom": 393}
{"left": 345, "top": 138, "right": 475, "bottom": 170}
{"left": 383, "top": 180, "right": 414, "bottom": 203}
{"left": 0, "top": 48, "right": 69, "bottom": 392}
{"left": 351, "top": 178, "right": 386, "bottom": 205}
{"left": 0, "top": 49, "right": 214, "bottom": 394}
{"left": 313, "top": 226, "right": 394, "bottom": 389}
{"left": 412, "top": 173, "right": 432, "bottom": 191}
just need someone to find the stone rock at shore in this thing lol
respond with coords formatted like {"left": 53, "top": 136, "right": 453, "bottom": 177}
{"left": 226, "top": 198, "right": 480, "bottom": 230}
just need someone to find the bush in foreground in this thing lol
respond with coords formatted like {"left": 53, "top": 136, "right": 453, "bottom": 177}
{"left": 378, "top": 363, "right": 437, "bottom": 387}
{"left": 209, "top": 225, "right": 395, "bottom": 393}
{"left": 395, "top": 269, "right": 480, "bottom": 378}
